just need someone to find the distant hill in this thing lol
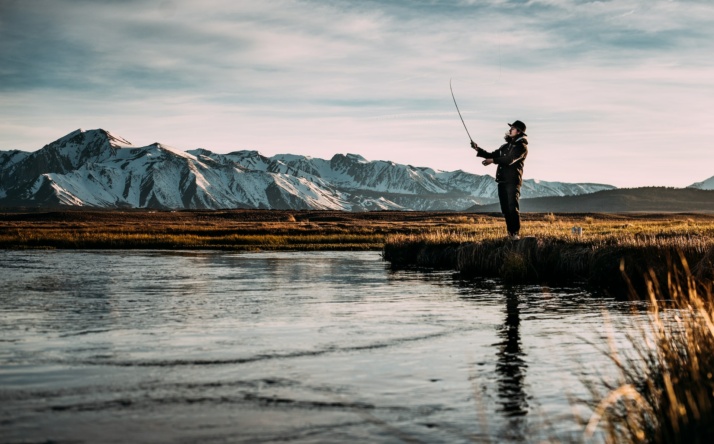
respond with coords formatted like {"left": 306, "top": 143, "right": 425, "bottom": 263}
{"left": 690, "top": 175, "right": 714, "bottom": 190}
{"left": 469, "top": 187, "right": 714, "bottom": 213}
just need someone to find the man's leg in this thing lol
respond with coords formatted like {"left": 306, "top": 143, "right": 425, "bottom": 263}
{"left": 498, "top": 183, "right": 510, "bottom": 234}
{"left": 505, "top": 183, "right": 521, "bottom": 235}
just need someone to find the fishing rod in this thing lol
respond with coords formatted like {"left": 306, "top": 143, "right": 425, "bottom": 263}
{"left": 449, "top": 78, "right": 474, "bottom": 144}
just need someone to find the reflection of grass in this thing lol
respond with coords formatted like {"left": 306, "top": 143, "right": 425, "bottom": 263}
{"left": 584, "top": 259, "right": 714, "bottom": 443}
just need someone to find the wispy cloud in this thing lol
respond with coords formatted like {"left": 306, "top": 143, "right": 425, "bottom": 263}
{"left": 1, "top": 0, "right": 713, "bottom": 187}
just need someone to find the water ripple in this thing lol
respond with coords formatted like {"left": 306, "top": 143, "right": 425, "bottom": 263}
{"left": 0, "top": 250, "right": 639, "bottom": 443}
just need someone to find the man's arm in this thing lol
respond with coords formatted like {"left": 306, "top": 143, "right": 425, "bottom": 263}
{"left": 477, "top": 147, "right": 496, "bottom": 159}
{"left": 493, "top": 143, "right": 526, "bottom": 165}
{"left": 471, "top": 142, "right": 496, "bottom": 159}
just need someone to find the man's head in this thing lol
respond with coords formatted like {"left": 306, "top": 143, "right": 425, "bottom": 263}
{"left": 508, "top": 120, "right": 526, "bottom": 135}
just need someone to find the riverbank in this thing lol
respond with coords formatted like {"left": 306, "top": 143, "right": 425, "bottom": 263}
{"left": 383, "top": 214, "right": 714, "bottom": 295}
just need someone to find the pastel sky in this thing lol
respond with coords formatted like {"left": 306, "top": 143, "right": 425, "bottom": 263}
{"left": 1, "top": 0, "right": 713, "bottom": 188}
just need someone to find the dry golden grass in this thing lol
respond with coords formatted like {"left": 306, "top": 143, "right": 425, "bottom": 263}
{"left": 383, "top": 213, "right": 714, "bottom": 292}
{"left": 2, "top": 211, "right": 714, "bottom": 260}
{"left": 0, "top": 209, "right": 493, "bottom": 251}
{"left": 385, "top": 214, "right": 714, "bottom": 247}
{"left": 583, "top": 258, "right": 714, "bottom": 443}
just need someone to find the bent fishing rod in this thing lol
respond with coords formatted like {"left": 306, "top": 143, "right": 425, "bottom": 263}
{"left": 449, "top": 78, "right": 474, "bottom": 145}
{"left": 451, "top": 79, "right": 490, "bottom": 166}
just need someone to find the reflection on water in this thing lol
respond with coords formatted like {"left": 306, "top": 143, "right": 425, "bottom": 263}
{"left": 496, "top": 288, "right": 528, "bottom": 440}
{"left": 0, "top": 250, "right": 641, "bottom": 443}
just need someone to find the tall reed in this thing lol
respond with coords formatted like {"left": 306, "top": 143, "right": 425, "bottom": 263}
{"left": 584, "top": 258, "right": 714, "bottom": 443}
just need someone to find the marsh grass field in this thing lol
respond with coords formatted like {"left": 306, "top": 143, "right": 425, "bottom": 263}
{"left": 0, "top": 209, "right": 438, "bottom": 250}
{"left": 1, "top": 209, "right": 713, "bottom": 250}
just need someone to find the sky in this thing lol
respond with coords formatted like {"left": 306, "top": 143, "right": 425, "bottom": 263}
{"left": 1, "top": 0, "right": 713, "bottom": 188}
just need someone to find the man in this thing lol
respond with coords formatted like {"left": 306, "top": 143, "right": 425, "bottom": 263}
{"left": 470, "top": 120, "right": 528, "bottom": 240}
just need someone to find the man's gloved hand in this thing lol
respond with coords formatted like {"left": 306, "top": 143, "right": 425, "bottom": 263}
{"left": 470, "top": 141, "right": 479, "bottom": 150}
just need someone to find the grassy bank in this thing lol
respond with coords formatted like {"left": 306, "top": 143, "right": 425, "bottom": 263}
{"left": 383, "top": 213, "right": 714, "bottom": 294}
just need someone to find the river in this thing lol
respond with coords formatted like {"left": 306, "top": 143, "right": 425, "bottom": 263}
{"left": 0, "top": 250, "right": 644, "bottom": 443}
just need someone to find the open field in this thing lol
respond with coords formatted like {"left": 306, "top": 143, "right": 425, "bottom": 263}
{"left": 0, "top": 209, "right": 493, "bottom": 251}
{"left": 1, "top": 210, "right": 713, "bottom": 250}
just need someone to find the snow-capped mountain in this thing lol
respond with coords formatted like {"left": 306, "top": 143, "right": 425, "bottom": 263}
{"left": 0, "top": 129, "right": 616, "bottom": 210}
{"left": 689, "top": 175, "right": 714, "bottom": 190}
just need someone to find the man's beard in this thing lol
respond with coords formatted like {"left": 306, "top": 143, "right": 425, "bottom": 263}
{"left": 504, "top": 132, "right": 512, "bottom": 142}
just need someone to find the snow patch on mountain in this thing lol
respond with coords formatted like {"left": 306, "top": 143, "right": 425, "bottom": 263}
{"left": 0, "top": 150, "right": 31, "bottom": 171}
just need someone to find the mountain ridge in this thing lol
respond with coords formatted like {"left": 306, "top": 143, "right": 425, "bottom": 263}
{"left": 2, "top": 128, "right": 619, "bottom": 211}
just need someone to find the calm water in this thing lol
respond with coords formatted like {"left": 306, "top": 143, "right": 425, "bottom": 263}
{"left": 0, "top": 250, "right": 644, "bottom": 443}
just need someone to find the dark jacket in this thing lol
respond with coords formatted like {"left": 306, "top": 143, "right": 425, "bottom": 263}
{"left": 476, "top": 135, "right": 528, "bottom": 185}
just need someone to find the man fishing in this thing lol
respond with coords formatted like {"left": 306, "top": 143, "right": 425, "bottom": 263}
{"left": 470, "top": 121, "right": 528, "bottom": 240}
